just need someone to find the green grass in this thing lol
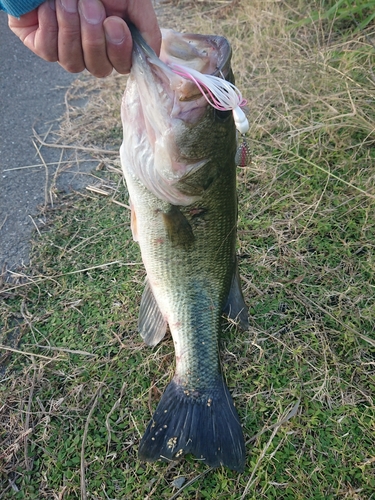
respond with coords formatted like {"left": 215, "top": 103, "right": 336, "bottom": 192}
{"left": 1, "top": 1, "right": 375, "bottom": 498}
{"left": 295, "top": 0, "right": 375, "bottom": 32}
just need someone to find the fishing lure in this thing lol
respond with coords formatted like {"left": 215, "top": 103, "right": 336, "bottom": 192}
{"left": 171, "top": 63, "right": 251, "bottom": 167}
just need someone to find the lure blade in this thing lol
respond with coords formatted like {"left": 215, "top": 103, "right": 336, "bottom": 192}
{"left": 235, "top": 137, "right": 252, "bottom": 167}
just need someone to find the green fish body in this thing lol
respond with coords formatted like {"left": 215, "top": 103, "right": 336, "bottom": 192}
{"left": 120, "top": 27, "right": 248, "bottom": 471}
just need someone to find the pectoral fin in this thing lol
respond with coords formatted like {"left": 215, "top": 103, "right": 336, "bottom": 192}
{"left": 139, "top": 280, "right": 168, "bottom": 346}
{"left": 223, "top": 261, "right": 249, "bottom": 329}
{"left": 162, "top": 206, "right": 195, "bottom": 249}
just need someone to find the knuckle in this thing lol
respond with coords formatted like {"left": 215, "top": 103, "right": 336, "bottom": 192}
{"left": 113, "top": 64, "right": 130, "bottom": 75}
{"left": 36, "top": 42, "right": 58, "bottom": 62}
{"left": 60, "top": 61, "right": 85, "bottom": 73}
{"left": 60, "top": 26, "right": 81, "bottom": 39}
{"left": 91, "top": 67, "right": 113, "bottom": 78}
{"left": 44, "top": 52, "right": 58, "bottom": 62}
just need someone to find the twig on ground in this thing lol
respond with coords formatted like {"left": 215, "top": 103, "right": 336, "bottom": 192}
{"left": 24, "top": 359, "right": 38, "bottom": 471}
{"left": 2, "top": 260, "right": 140, "bottom": 294}
{"left": 80, "top": 385, "right": 103, "bottom": 500}
{"left": 168, "top": 469, "right": 212, "bottom": 500}
{"left": 3, "top": 159, "right": 99, "bottom": 173}
{"left": 289, "top": 151, "right": 375, "bottom": 200}
{"left": 28, "top": 215, "right": 42, "bottom": 237}
{"left": 0, "top": 215, "right": 8, "bottom": 232}
{"left": 33, "top": 128, "right": 118, "bottom": 155}
{"left": 0, "top": 345, "right": 57, "bottom": 361}
{"left": 241, "top": 400, "right": 300, "bottom": 498}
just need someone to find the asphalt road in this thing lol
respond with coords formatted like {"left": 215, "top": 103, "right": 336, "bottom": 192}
{"left": 0, "top": 11, "right": 94, "bottom": 274}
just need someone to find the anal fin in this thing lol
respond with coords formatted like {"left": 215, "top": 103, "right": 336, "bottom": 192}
{"left": 223, "top": 260, "right": 249, "bottom": 330}
{"left": 138, "top": 280, "right": 168, "bottom": 346}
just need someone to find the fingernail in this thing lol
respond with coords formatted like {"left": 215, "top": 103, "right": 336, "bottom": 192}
{"left": 49, "top": 0, "right": 56, "bottom": 11}
{"left": 60, "top": 0, "right": 77, "bottom": 14}
{"left": 79, "top": 0, "right": 103, "bottom": 24}
{"left": 104, "top": 18, "right": 126, "bottom": 45}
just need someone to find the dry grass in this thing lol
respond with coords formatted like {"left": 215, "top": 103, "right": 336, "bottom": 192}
{"left": 1, "top": 0, "right": 375, "bottom": 498}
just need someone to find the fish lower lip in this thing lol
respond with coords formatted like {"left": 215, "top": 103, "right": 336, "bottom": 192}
{"left": 130, "top": 23, "right": 170, "bottom": 74}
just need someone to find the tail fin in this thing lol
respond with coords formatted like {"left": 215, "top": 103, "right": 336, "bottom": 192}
{"left": 138, "top": 377, "right": 245, "bottom": 471}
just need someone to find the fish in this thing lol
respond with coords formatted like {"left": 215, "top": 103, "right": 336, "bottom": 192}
{"left": 120, "top": 25, "right": 248, "bottom": 472}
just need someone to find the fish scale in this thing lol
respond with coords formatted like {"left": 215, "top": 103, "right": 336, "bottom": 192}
{"left": 132, "top": 158, "right": 235, "bottom": 386}
{"left": 120, "top": 25, "right": 248, "bottom": 471}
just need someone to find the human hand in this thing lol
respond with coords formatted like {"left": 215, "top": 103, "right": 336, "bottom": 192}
{"left": 8, "top": 0, "right": 161, "bottom": 77}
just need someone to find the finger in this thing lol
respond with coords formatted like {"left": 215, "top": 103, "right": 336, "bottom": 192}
{"left": 127, "top": 0, "right": 162, "bottom": 57}
{"left": 34, "top": 1, "right": 58, "bottom": 61}
{"left": 99, "top": 0, "right": 162, "bottom": 56}
{"left": 8, "top": 10, "right": 38, "bottom": 38}
{"left": 8, "top": 2, "right": 58, "bottom": 62}
{"left": 56, "top": 0, "right": 85, "bottom": 73}
{"left": 103, "top": 17, "right": 132, "bottom": 74}
{"left": 78, "top": 0, "right": 113, "bottom": 78}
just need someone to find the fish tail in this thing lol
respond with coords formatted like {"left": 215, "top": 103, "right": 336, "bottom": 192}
{"left": 138, "top": 377, "right": 245, "bottom": 471}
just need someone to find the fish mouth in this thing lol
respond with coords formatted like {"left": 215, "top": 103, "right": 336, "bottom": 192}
{"left": 129, "top": 24, "right": 232, "bottom": 121}
{"left": 121, "top": 26, "right": 233, "bottom": 205}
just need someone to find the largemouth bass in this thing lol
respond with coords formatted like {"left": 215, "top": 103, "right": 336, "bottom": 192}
{"left": 120, "top": 26, "right": 248, "bottom": 472}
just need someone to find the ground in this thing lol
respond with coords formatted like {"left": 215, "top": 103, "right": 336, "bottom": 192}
{"left": 1, "top": 1, "right": 375, "bottom": 499}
